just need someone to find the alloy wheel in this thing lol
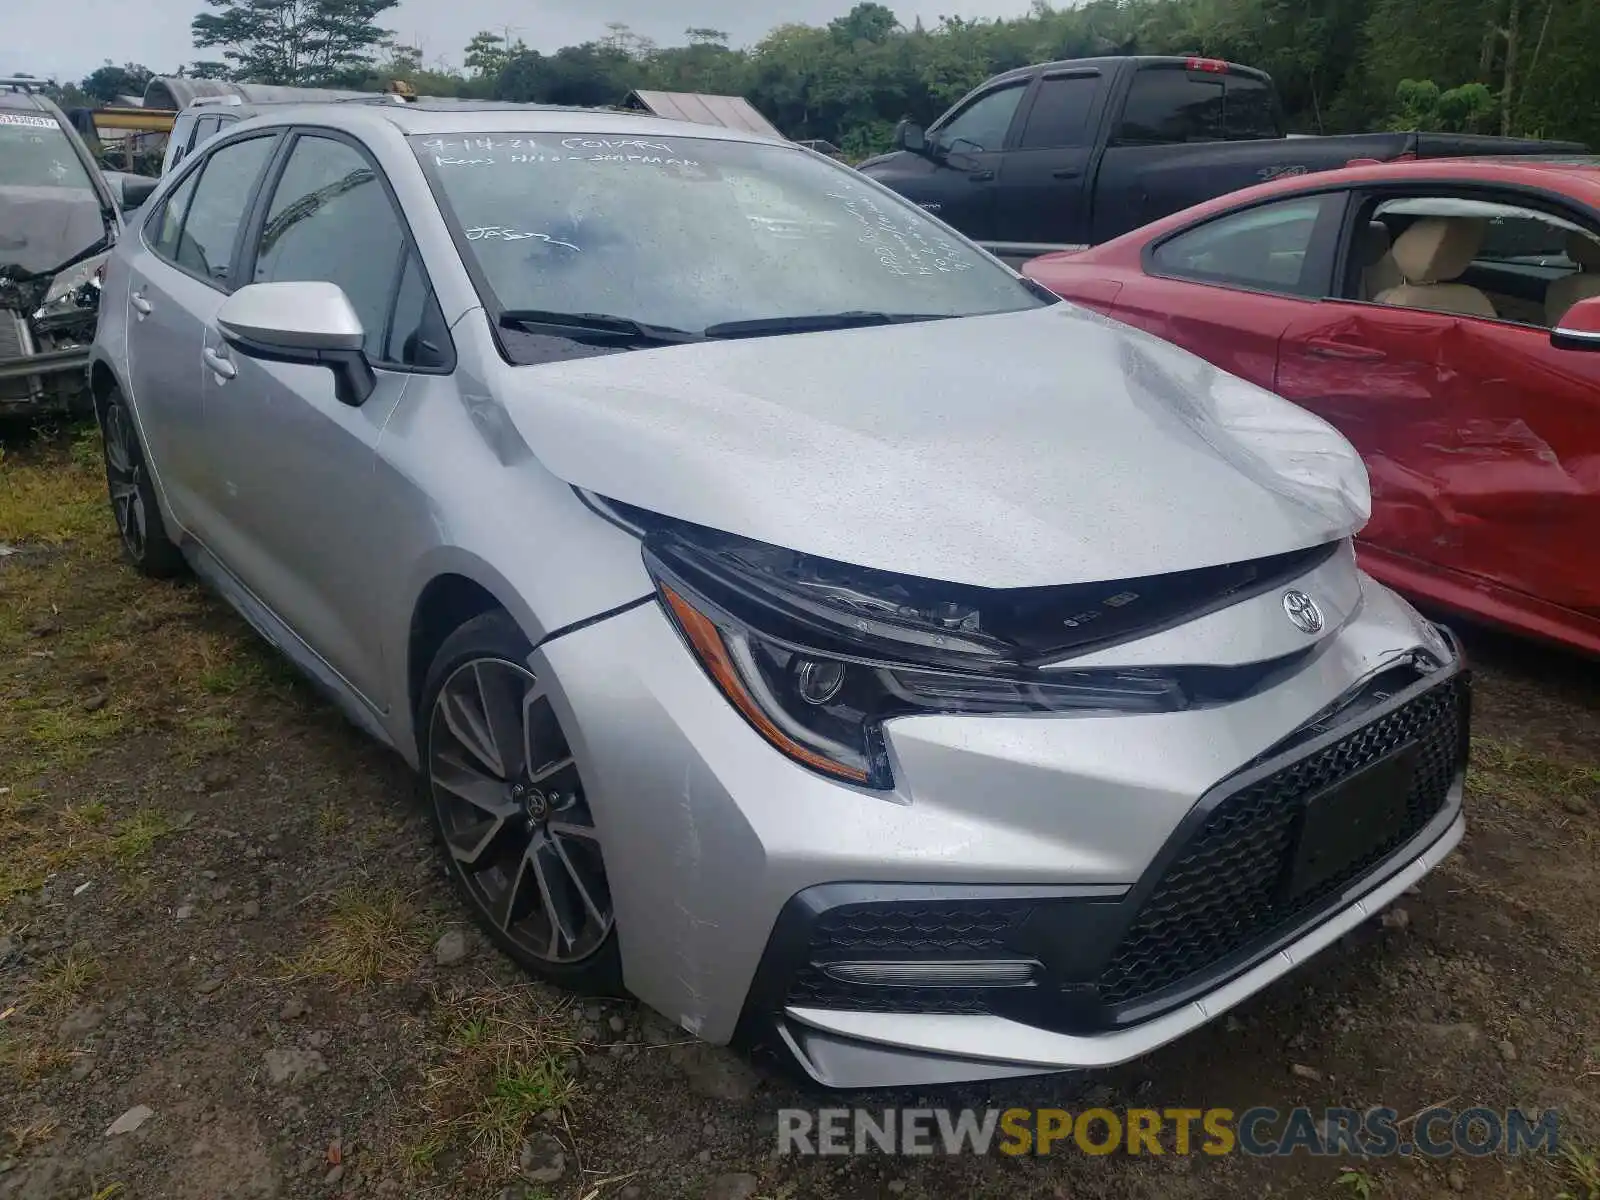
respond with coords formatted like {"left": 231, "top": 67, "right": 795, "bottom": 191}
{"left": 427, "top": 658, "right": 613, "bottom": 964}
{"left": 103, "top": 403, "right": 148, "bottom": 563}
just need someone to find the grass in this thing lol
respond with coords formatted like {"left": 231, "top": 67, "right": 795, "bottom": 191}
{"left": 1560, "top": 1145, "right": 1600, "bottom": 1200}
{"left": 0, "top": 947, "right": 101, "bottom": 1087}
{"left": 27, "top": 946, "right": 102, "bottom": 1016}
{"left": 0, "top": 428, "right": 284, "bottom": 905}
{"left": 0, "top": 428, "right": 105, "bottom": 546}
{"left": 316, "top": 800, "right": 352, "bottom": 838}
{"left": 5, "top": 1117, "right": 60, "bottom": 1156}
{"left": 287, "top": 884, "right": 431, "bottom": 988}
{"left": 404, "top": 986, "right": 578, "bottom": 1177}
{"left": 1469, "top": 736, "right": 1600, "bottom": 809}
{"left": 0, "top": 1032, "right": 72, "bottom": 1087}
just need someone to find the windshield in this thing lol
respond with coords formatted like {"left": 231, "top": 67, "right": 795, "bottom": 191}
{"left": 0, "top": 113, "right": 95, "bottom": 191}
{"left": 411, "top": 132, "right": 1043, "bottom": 338}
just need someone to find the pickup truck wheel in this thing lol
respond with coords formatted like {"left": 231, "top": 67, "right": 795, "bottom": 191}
{"left": 101, "top": 388, "right": 185, "bottom": 578}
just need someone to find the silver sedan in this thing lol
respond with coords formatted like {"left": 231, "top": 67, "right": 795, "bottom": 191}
{"left": 87, "top": 101, "right": 1469, "bottom": 1088}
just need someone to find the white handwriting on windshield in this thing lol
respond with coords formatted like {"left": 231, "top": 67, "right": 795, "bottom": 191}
{"left": 559, "top": 137, "right": 675, "bottom": 153}
{"left": 423, "top": 136, "right": 538, "bottom": 153}
{"left": 431, "top": 149, "right": 701, "bottom": 168}
{"left": 508, "top": 152, "right": 701, "bottom": 167}
{"left": 827, "top": 190, "right": 973, "bottom": 277}
{"left": 464, "top": 225, "right": 581, "bottom": 250}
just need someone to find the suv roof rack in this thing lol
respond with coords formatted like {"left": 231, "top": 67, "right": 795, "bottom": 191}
{"left": 184, "top": 84, "right": 422, "bottom": 112}
{"left": 0, "top": 76, "right": 54, "bottom": 93}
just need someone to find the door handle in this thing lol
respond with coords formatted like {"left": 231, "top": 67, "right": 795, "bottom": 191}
{"left": 203, "top": 346, "right": 237, "bottom": 380}
{"left": 968, "top": 169, "right": 995, "bottom": 182}
{"left": 1051, "top": 168, "right": 1082, "bottom": 179}
{"left": 1304, "top": 338, "right": 1385, "bottom": 362}
{"left": 130, "top": 291, "right": 152, "bottom": 317}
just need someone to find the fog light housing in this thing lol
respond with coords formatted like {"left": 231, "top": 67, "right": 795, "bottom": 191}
{"left": 819, "top": 959, "right": 1040, "bottom": 988}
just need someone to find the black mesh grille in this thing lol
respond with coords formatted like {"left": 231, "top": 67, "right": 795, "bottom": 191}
{"left": 785, "top": 900, "right": 1032, "bottom": 1013}
{"left": 0, "top": 312, "right": 27, "bottom": 362}
{"left": 1096, "top": 676, "right": 1464, "bottom": 1007}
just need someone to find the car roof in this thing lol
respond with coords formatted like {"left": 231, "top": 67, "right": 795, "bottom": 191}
{"left": 226, "top": 100, "right": 788, "bottom": 146}
{"left": 1248, "top": 154, "right": 1600, "bottom": 203}
{"left": 1095, "top": 154, "right": 1600, "bottom": 250}
{"left": 0, "top": 89, "right": 56, "bottom": 115}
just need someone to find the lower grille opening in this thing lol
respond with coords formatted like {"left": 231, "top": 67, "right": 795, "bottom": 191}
{"left": 1095, "top": 673, "right": 1465, "bottom": 1009}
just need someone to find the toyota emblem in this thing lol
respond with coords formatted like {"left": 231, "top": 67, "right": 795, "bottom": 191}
{"left": 1282, "top": 590, "right": 1324, "bottom": 634}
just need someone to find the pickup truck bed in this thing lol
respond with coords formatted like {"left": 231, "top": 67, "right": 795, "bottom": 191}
{"left": 858, "top": 57, "right": 1586, "bottom": 261}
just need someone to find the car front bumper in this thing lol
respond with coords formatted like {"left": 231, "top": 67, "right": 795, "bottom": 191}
{"left": 778, "top": 807, "right": 1462, "bottom": 1087}
{"left": 534, "top": 548, "right": 1468, "bottom": 1088}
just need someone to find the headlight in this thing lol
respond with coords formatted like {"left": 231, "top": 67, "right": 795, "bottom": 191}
{"left": 32, "top": 254, "right": 107, "bottom": 330}
{"left": 641, "top": 521, "right": 1198, "bottom": 790}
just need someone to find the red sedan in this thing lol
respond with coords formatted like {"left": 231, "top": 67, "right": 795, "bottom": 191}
{"left": 1024, "top": 157, "right": 1600, "bottom": 656}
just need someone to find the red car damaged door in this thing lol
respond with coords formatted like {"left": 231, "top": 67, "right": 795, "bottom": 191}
{"left": 1275, "top": 298, "right": 1600, "bottom": 627}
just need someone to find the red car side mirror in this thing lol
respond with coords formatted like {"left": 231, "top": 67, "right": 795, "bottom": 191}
{"left": 1551, "top": 295, "right": 1600, "bottom": 351}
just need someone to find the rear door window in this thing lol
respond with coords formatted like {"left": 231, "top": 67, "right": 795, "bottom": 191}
{"left": 1118, "top": 67, "right": 1223, "bottom": 144}
{"left": 1016, "top": 73, "right": 1101, "bottom": 149}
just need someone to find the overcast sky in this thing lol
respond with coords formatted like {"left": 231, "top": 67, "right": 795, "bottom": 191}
{"left": 9, "top": 0, "right": 1036, "bottom": 86}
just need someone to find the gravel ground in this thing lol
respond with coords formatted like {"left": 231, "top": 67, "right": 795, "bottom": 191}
{"left": 2, "top": 427, "right": 1597, "bottom": 1200}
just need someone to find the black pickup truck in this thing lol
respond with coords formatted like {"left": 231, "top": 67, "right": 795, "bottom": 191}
{"left": 857, "top": 56, "right": 1585, "bottom": 262}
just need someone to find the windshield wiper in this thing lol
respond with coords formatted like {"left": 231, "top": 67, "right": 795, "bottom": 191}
{"left": 701, "top": 311, "right": 953, "bottom": 339}
{"left": 498, "top": 309, "right": 702, "bottom": 345}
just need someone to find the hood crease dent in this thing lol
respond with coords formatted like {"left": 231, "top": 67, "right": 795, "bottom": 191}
{"left": 497, "top": 305, "right": 1370, "bottom": 588}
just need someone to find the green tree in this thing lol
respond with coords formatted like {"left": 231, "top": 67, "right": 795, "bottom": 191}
{"left": 80, "top": 62, "right": 155, "bottom": 105}
{"left": 464, "top": 30, "right": 525, "bottom": 79}
{"left": 190, "top": 0, "right": 399, "bottom": 84}
{"left": 461, "top": 0, "right": 1600, "bottom": 162}
{"left": 1385, "top": 77, "right": 1496, "bottom": 130}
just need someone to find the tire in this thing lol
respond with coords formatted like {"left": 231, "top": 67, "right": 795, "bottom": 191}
{"left": 100, "top": 387, "right": 185, "bottom": 578}
{"left": 419, "top": 608, "right": 623, "bottom": 994}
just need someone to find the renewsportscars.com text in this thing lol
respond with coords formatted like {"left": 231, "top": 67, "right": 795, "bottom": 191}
{"left": 776, "top": 1106, "right": 1563, "bottom": 1158}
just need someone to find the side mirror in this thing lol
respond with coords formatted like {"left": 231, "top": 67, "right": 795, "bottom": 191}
{"left": 216, "top": 281, "right": 376, "bottom": 407}
{"left": 893, "top": 120, "right": 928, "bottom": 155}
{"left": 119, "top": 175, "right": 159, "bottom": 212}
{"left": 1551, "top": 295, "right": 1600, "bottom": 351}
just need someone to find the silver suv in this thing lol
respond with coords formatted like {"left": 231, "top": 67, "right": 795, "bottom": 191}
{"left": 88, "top": 101, "right": 1470, "bottom": 1089}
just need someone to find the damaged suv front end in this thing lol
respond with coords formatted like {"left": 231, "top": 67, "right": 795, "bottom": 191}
{"left": 0, "top": 92, "right": 121, "bottom": 414}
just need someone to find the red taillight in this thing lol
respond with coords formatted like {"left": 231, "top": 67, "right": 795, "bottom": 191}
{"left": 1185, "top": 57, "right": 1228, "bottom": 73}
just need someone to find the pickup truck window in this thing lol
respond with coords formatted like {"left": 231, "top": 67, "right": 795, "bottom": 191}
{"left": 1153, "top": 194, "right": 1333, "bottom": 296}
{"left": 1119, "top": 68, "right": 1224, "bottom": 144}
{"left": 1224, "top": 76, "right": 1280, "bottom": 139}
{"left": 1017, "top": 74, "right": 1100, "bottom": 149}
{"left": 937, "top": 83, "right": 1028, "bottom": 152}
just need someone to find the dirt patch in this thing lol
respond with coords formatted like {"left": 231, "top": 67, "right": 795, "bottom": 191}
{"left": 2, "top": 428, "right": 1597, "bottom": 1200}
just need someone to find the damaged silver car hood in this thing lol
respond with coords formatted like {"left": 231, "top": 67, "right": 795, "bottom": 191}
{"left": 0, "top": 186, "right": 110, "bottom": 279}
{"left": 498, "top": 303, "right": 1371, "bottom": 587}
